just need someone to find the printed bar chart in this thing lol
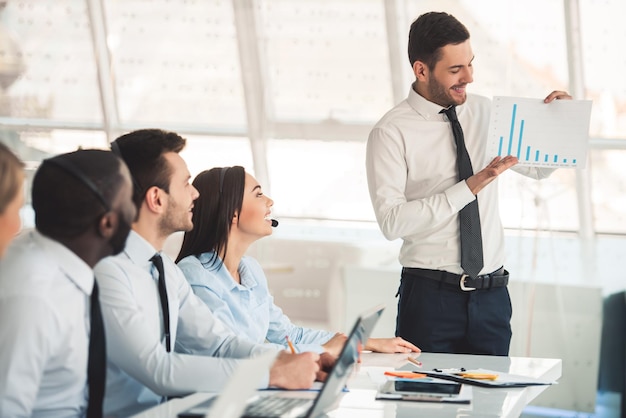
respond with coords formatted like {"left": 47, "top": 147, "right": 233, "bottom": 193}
{"left": 487, "top": 96, "right": 592, "bottom": 168}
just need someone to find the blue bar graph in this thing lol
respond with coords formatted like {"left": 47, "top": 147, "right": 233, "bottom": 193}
{"left": 516, "top": 120, "right": 525, "bottom": 159}
{"left": 494, "top": 100, "right": 584, "bottom": 167}
{"left": 507, "top": 104, "right": 517, "bottom": 156}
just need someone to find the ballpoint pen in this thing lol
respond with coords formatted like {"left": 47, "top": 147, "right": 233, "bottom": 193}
{"left": 433, "top": 367, "right": 466, "bottom": 373}
{"left": 285, "top": 336, "right": 296, "bottom": 354}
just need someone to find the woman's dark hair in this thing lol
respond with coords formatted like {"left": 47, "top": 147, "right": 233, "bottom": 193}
{"left": 408, "top": 12, "right": 470, "bottom": 70}
{"left": 176, "top": 166, "right": 245, "bottom": 269}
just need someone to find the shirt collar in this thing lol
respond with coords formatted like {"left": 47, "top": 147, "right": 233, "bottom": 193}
{"left": 123, "top": 230, "right": 159, "bottom": 268}
{"left": 406, "top": 84, "right": 464, "bottom": 121}
{"left": 238, "top": 261, "right": 258, "bottom": 289}
{"left": 32, "top": 229, "right": 94, "bottom": 295}
{"left": 198, "top": 251, "right": 258, "bottom": 290}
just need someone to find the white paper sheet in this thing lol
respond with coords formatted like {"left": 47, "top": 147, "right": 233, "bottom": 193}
{"left": 487, "top": 96, "right": 592, "bottom": 168}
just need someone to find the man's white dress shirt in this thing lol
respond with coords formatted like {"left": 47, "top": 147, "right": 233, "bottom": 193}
{"left": 366, "top": 88, "right": 553, "bottom": 274}
{"left": 0, "top": 231, "right": 94, "bottom": 418}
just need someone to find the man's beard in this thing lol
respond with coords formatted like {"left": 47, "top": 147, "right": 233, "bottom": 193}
{"left": 426, "top": 77, "right": 465, "bottom": 108}
{"left": 110, "top": 216, "right": 132, "bottom": 255}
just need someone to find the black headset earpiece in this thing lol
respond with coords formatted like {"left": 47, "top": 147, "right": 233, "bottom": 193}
{"left": 43, "top": 157, "right": 110, "bottom": 211}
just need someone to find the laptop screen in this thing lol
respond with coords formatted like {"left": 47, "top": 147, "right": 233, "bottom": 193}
{"left": 177, "top": 304, "right": 385, "bottom": 418}
{"left": 306, "top": 304, "right": 385, "bottom": 417}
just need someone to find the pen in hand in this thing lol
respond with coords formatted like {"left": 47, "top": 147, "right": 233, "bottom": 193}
{"left": 285, "top": 336, "right": 296, "bottom": 354}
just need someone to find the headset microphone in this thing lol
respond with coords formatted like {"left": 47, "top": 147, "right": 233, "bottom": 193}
{"left": 271, "top": 219, "right": 279, "bottom": 227}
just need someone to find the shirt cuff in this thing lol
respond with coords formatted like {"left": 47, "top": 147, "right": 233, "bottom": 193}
{"left": 255, "top": 348, "right": 280, "bottom": 388}
{"left": 294, "top": 343, "right": 325, "bottom": 354}
{"left": 445, "top": 180, "right": 476, "bottom": 211}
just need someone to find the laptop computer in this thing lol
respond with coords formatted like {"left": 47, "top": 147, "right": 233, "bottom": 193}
{"left": 178, "top": 304, "right": 386, "bottom": 418}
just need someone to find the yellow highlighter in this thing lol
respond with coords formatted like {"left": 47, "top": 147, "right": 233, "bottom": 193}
{"left": 456, "top": 372, "right": 499, "bottom": 380}
{"left": 384, "top": 371, "right": 428, "bottom": 379}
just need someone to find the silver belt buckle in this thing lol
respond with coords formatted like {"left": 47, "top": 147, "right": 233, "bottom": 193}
{"left": 460, "top": 274, "right": 476, "bottom": 291}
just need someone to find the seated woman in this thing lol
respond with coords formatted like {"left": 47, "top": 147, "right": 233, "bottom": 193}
{"left": 176, "top": 166, "right": 420, "bottom": 356}
{"left": 0, "top": 142, "right": 24, "bottom": 258}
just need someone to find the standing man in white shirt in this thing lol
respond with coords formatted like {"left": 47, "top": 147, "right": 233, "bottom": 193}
{"left": 366, "top": 12, "right": 571, "bottom": 356}
{"left": 0, "top": 149, "right": 136, "bottom": 417}
{"left": 95, "top": 129, "right": 322, "bottom": 417}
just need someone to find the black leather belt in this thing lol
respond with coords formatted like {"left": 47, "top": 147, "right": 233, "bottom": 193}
{"left": 402, "top": 266, "right": 508, "bottom": 291}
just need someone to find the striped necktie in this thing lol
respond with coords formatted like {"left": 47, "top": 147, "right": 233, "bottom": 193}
{"left": 441, "top": 106, "right": 484, "bottom": 278}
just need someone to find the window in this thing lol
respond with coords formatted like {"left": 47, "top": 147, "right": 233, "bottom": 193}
{"left": 0, "top": 0, "right": 624, "bottom": 235}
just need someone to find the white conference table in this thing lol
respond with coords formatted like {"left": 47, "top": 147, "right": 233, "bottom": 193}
{"left": 132, "top": 352, "right": 561, "bottom": 418}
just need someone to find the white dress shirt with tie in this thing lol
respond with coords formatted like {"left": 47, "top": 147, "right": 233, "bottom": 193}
{"left": 0, "top": 231, "right": 93, "bottom": 418}
{"left": 94, "top": 231, "right": 276, "bottom": 417}
{"left": 366, "top": 88, "right": 554, "bottom": 275}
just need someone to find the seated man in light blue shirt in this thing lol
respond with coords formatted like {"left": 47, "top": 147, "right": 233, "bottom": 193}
{"left": 95, "top": 129, "right": 323, "bottom": 417}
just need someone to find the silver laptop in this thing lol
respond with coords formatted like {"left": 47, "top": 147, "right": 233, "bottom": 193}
{"left": 178, "top": 304, "right": 386, "bottom": 418}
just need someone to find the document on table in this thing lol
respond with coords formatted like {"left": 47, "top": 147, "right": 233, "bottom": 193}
{"left": 487, "top": 96, "right": 592, "bottom": 168}
{"left": 422, "top": 368, "right": 557, "bottom": 388}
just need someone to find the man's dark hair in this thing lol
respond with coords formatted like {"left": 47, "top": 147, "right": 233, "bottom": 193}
{"left": 176, "top": 166, "right": 245, "bottom": 267}
{"left": 32, "top": 149, "right": 125, "bottom": 239}
{"left": 110, "top": 129, "right": 186, "bottom": 210}
{"left": 408, "top": 12, "right": 470, "bottom": 70}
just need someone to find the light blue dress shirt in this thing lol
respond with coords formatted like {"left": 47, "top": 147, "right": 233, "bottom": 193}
{"left": 178, "top": 252, "right": 335, "bottom": 354}
{"left": 94, "top": 231, "right": 276, "bottom": 417}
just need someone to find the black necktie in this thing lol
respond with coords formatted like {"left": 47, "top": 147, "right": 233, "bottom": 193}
{"left": 87, "top": 281, "right": 106, "bottom": 418}
{"left": 441, "top": 106, "right": 484, "bottom": 278}
{"left": 150, "top": 254, "right": 171, "bottom": 352}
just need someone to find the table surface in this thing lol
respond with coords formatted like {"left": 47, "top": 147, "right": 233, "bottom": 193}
{"left": 132, "top": 352, "right": 562, "bottom": 418}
